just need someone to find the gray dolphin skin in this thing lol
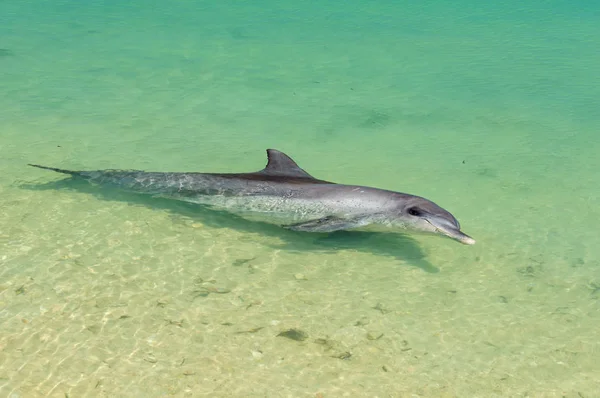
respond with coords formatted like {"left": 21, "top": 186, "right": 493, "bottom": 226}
{"left": 28, "top": 149, "right": 475, "bottom": 245}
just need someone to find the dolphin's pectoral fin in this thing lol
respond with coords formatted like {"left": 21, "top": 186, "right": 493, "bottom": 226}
{"left": 283, "top": 216, "right": 367, "bottom": 233}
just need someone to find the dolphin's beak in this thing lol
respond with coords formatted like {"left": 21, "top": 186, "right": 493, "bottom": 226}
{"left": 426, "top": 217, "right": 476, "bottom": 245}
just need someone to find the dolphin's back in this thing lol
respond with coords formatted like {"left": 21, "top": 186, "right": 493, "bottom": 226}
{"left": 62, "top": 169, "right": 330, "bottom": 197}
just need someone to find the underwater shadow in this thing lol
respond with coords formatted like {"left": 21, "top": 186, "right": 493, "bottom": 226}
{"left": 20, "top": 177, "right": 439, "bottom": 273}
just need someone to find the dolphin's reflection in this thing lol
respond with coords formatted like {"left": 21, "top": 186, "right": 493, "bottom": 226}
{"left": 21, "top": 177, "right": 438, "bottom": 273}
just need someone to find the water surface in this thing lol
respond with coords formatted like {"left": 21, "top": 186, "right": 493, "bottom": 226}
{"left": 1, "top": 1, "right": 599, "bottom": 397}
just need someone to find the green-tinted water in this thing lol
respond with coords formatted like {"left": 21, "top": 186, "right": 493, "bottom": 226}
{"left": 1, "top": 1, "right": 599, "bottom": 397}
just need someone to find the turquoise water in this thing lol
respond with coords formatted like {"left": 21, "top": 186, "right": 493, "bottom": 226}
{"left": 1, "top": 1, "right": 600, "bottom": 397}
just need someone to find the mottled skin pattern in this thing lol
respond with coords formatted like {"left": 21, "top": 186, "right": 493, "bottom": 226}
{"left": 28, "top": 149, "right": 475, "bottom": 245}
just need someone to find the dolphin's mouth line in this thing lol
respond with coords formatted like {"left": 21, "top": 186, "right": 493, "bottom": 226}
{"left": 424, "top": 219, "right": 475, "bottom": 245}
{"left": 425, "top": 219, "right": 446, "bottom": 235}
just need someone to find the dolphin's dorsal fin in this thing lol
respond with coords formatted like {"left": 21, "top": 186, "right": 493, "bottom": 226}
{"left": 260, "top": 149, "right": 315, "bottom": 179}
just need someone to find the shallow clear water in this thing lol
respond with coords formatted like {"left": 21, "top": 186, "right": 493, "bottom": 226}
{"left": 1, "top": 1, "right": 599, "bottom": 397}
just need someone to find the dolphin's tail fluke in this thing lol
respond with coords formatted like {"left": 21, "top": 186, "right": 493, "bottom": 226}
{"left": 28, "top": 164, "right": 80, "bottom": 176}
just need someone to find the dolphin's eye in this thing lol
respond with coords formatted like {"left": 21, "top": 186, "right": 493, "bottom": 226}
{"left": 407, "top": 207, "right": 421, "bottom": 216}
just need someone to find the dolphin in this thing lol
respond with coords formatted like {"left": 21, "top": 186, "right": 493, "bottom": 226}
{"left": 28, "top": 149, "right": 475, "bottom": 245}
